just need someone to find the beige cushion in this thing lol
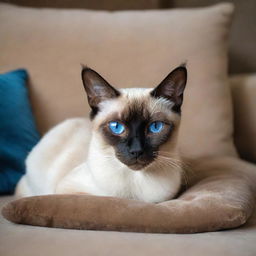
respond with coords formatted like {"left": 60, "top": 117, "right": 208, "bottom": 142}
{"left": 0, "top": 3, "right": 236, "bottom": 159}
{"left": 230, "top": 74, "right": 256, "bottom": 163}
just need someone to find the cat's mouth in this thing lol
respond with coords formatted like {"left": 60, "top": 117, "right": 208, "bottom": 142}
{"left": 116, "top": 155, "right": 154, "bottom": 171}
{"left": 114, "top": 149, "right": 156, "bottom": 171}
{"left": 128, "top": 162, "right": 152, "bottom": 170}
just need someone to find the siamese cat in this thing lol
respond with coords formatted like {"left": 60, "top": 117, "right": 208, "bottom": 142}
{"left": 15, "top": 65, "right": 187, "bottom": 203}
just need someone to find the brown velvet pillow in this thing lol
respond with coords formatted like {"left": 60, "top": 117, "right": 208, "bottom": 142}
{"left": 2, "top": 157, "right": 256, "bottom": 233}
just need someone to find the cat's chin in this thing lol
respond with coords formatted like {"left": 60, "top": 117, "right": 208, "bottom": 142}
{"left": 126, "top": 161, "right": 153, "bottom": 171}
{"left": 115, "top": 154, "right": 155, "bottom": 171}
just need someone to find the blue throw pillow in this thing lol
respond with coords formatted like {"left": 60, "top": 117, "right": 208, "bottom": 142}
{"left": 0, "top": 69, "right": 40, "bottom": 195}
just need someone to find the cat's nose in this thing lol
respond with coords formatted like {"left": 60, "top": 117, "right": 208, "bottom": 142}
{"left": 129, "top": 137, "right": 143, "bottom": 158}
{"left": 129, "top": 149, "right": 143, "bottom": 158}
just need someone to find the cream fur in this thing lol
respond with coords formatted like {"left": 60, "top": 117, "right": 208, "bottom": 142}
{"left": 16, "top": 88, "right": 183, "bottom": 203}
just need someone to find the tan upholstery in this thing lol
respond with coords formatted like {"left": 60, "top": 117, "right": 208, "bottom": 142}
{"left": 230, "top": 74, "right": 256, "bottom": 163}
{"left": 1, "top": 191, "right": 256, "bottom": 256}
{"left": 0, "top": 3, "right": 237, "bottom": 160}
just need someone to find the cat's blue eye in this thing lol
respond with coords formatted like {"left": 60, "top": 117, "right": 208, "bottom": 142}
{"left": 149, "top": 121, "right": 164, "bottom": 133}
{"left": 109, "top": 121, "right": 125, "bottom": 135}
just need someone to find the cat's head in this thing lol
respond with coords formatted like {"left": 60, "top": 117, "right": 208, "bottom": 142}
{"left": 81, "top": 66, "right": 187, "bottom": 170}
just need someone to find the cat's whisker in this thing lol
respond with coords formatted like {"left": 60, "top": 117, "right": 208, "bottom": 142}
{"left": 157, "top": 150, "right": 181, "bottom": 157}
{"left": 154, "top": 159, "right": 168, "bottom": 173}
{"left": 155, "top": 156, "right": 191, "bottom": 188}
{"left": 158, "top": 153, "right": 195, "bottom": 186}
{"left": 157, "top": 152, "right": 191, "bottom": 169}
{"left": 157, "top": 153, "right": 184, "bottom": 164}
{"left": 156, "top": 156, "right": 183, "bottom": 169}
{"left": 155, "top": 157, "right": 181, "bottom": 171}
{"left": 180, "top": 169, "right": 189, "bottom": 188}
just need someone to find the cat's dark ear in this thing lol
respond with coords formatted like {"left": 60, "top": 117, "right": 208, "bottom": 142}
{"left": 81, "top": 67, "right": 120, "bottom": 112}
{"left": 151, "top": 65, "right": 187, "bottom": 113}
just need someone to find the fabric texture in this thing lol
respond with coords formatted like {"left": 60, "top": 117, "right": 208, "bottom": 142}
{"left": 171, "top": 0, "right": 256, "bottom": 74}
{"left": 230, "top": 74, "right": 256, "bottom": 163}
{"left": 0, "top": 70, "right": 40, "bottom": 194}
{"left": 2, "top": 0, "right": 256, "bottom": 74}
{"left": 1, "top": 196, "right": 256, "bottom": 256}
{"left": 2, "top": 157, "right": 256, "bottom": 233}
{"left": 0, "top": 3, "right": 236, "bottom": 160}
{"left": 0, "top": 0, "right": 161, "bottom": 10}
